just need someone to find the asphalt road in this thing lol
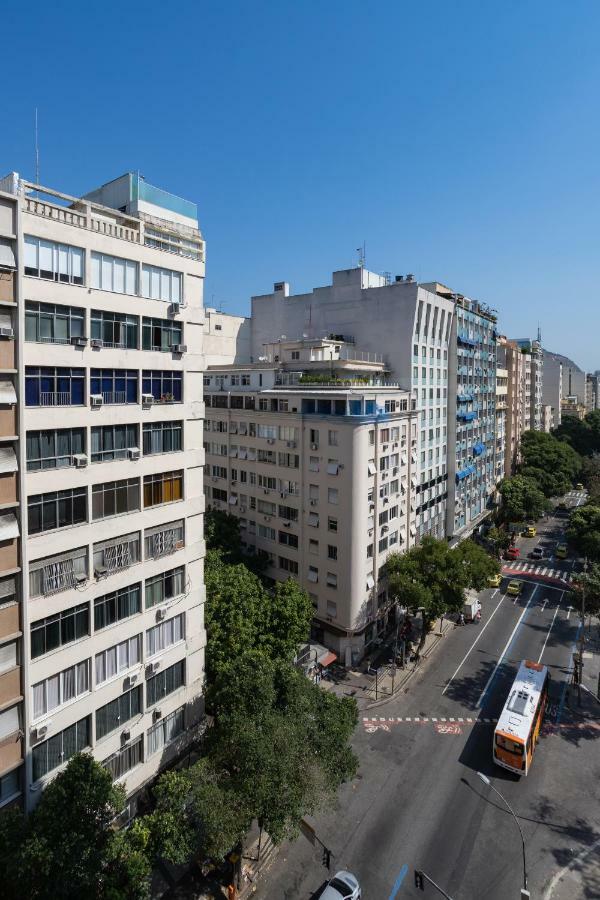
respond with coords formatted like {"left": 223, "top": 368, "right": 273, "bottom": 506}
{"left": 254, "top": 492, "right": 600, "bottom": 900}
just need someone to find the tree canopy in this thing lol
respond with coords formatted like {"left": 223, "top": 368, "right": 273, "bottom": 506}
{"left": 553, "top": 409, "right": 600, "bottom": 457}
{"left": 570, "top": 563, "right": 600, "bottom": 618}
{"left": 519, "top": 430, "right": 581, "bottom": 497}
{"left": 566, "top": 505, "right": 600, "bottom": 562}
{"left": 499, "top": 474, "right": 550, "bottom": 522}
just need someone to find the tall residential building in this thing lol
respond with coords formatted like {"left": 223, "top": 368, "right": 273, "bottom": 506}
{"left": 514, "top": 338, "right": 543, "bottom": 431}
{"left": 497, "top": 337, "right": 543, "bottom": 475}
{"left": 250, "top": 268, "right": 499, "bottom": 543}
{"left": 203, "top": 337, "right": 419, "bottom": 662}
{"left": 542, "top": 350, "right": 585, "bottom": 429}
{"left": 585, "top": 373, "right": 599, "bottom": 412}
{"left": 0, "top": 172, "right": 206, "bottom": 813}
{"left": 495, "top": 365, "right": 508, "bottom": 485}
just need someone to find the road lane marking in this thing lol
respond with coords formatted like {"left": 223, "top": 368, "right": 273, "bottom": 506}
{"left": 540, "top": 598, "right": 548, "bottom": 613}
{"left": 388, "top": 864, "right": 408, "bottom": 900}
{"left": 476, "top": 585, "right": 538, "bottom": 708}
{"left": 441, "top": 590, "right": 506, "bottom": 695}
{"left": 537, "top": 591, "right": 564, "bottom": 663}
{"left": 566, "top": 606, "right": 572, "bottom": 620}
{"left": 543, "top": 836, "right": 600, "bottom": 899}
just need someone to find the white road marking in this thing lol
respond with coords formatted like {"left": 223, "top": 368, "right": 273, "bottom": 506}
{"left": 543, "top": 835, "right": 600, "bottom": 899}
{"left": 476, "top": 585, "right": 538, "bottom": 708}
{"left": 537, "top": 592, "right": 564, "bottom": 663}
{"left": 566, "top": 606, "right": 573, "bottom": 620}
{"left": 441, "top": 591, "right": 506, "bottom": 695}
{"left": 540, "top": 598, "right": 548, "bottom": 613}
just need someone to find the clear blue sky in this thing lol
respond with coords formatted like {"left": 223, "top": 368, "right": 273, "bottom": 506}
{"left": 3, "top": 1, "right": 599, "bottom": 369}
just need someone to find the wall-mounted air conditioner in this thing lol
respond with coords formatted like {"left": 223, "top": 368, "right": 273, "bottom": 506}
{"left": 72, "top": 453, "right": 88, "bottom": 468}
{"left": 142, "top": 393, "right": 154, "bottom": 406}
{"left": 90, "top": 394, "right": 103, "bottom": 408}
{"left": 128, "top": 447, "right": 140, "bottom": 461}
{"left": 173, "top": 343, "right": 187, "bottom": 354}
{"left": 90, "top": 338, "right": 103, "bottom": 349}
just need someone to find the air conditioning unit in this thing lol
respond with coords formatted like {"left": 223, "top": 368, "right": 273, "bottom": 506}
{"left": 90, "top": 394, "right": 103, "bottom": 408}
{"left": 94, "top": 565, "right": 108, "bottom": 578}
{"left": 283, "top": 521, "right": 291, "bottom": 527}
{"left": 156, "top": 607, "right": 167, "bottom": 621}
{"left": 71, "top": 335, "right": 87, "bottom": 347}
{"left": 0, "top": 326, "right": 14, "bottom": 338}
{"left": 152, "top": 708, "right": 162, "bottom": 721}
{"left": 267, "top": 438, "right": 275, "bottom": 444}
{"left": 310, "top": 499, "right": 318, "bottom": 506}
{"left": 264, "top": 515, "right": 271, "bottom": 522}
{"left": 142, "top": 393, "right": 154, "bottom": 406}
{"left": 90, "top": 338, "right": 103, "bottom": 349}
{"left": 74, "top": 572, "right": 87, "bottom": 586}
{"left": 311, "top": 443, "right": 319, "bottom": 451}
{"left": 32, "top": 723, "right": 49, "bottom": 740}
{"left": 124, "top": 673, "right": 138, "bottom": 689}
{"left": 147, "top": 661, "right": 161, "bottom": 675}
{"left": 169, "top": 301, "right": 181, "bottom": 315}
{"left": 128, "top": 447, "right": 141, "bottom": 461}
{"left": 121, "top": 729, "right": 131, "bottom": 743}
{"left": 231, "top": 479, "right": 237, "bottom": 485}
{"left": 173, "top": 343, "right": 187, "bottom": 354}
{"left": 72, "top": 453, "right": 88, "bottom": 468}
{"left": 286, "top": 440, "right": 296, "bottom": 448}
{"left": 263, "top": 488, "right": 270, "bottom": 494}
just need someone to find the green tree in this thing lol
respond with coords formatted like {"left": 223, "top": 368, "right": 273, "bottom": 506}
{"left": 553, "top": 416, "right": 593, "bottom": 456}
{"left": 569, "top": 563, "right": 600, "bottom": 618}
{"left": 204, "top": 507, "right": 245, "bottom": 563}
{"left": 454, "top": 539, "right": 500, "bottom": 588}
{"left": 486, "top": 526, "right": 511, "bottom": 558}
{"left": 519, "top": 429, "right": 581, "bottom": 497}
{"left": 266, "top": 579, "right": 314, "bottom": 660}
{"left": 580, "top": 456, "right": 600, "bottom": 503}
{"left": 566, "top": 505, "right": 600, "bottom": 562}
{"left": 499, "top": 475, "right": 549, "bottom": 522}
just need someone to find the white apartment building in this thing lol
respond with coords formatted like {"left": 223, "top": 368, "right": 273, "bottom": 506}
{"left": 495, "top": 367, "right": 508, "bottom": 486}
{"left": 203, "top": 307, "right": 250, "bottom": 367}
{"left": 203, "top": 338, "right": 419, "bottom": 663}
{"left": 0, "top": 172, "right": 205, "bottom": 813}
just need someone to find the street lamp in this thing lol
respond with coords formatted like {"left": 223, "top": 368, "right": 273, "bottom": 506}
{"left": 476, "top": 772, "right": 529, "bottom": 899}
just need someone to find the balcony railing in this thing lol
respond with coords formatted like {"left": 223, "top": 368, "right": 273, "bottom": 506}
{"left": 102, "top": 391, "right": 126, "bottom": 405}
{"left": 40, "top": 391, "right": 71, "bottom": 406}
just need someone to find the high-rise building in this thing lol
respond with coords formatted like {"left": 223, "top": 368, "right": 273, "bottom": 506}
{"left": 542, "top": 350, "right": 585, "bottom": 429}
{"left": 203, "top": 337, "right": 419, "bottom": 662}
{"left": 495, "top": 365, "right": 508, "bottom": 485}
{"left": 497, "top": 337, "right": 544, "bottom": 475}
{"left": 0, "top": 172, "right": 206, "bottom": 813}
{"left": 585, "top": 373, "right": 599, "bottom": 412}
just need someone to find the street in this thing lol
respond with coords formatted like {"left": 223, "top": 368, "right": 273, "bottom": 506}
{"left": 254, "top": 493, "right": 600, "bottom": 900}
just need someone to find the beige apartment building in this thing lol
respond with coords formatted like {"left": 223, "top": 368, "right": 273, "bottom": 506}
{"left": 0, "top": 172, "right": 205, "bottom": 813}
{"left": 495, "top": 366, "right": 508, "bottom": 485}
{"left": 498, "top": 337, "right": 542, "bottom": 475}
{"left": 203, "top": 338, "right": 419, "bottom": 664}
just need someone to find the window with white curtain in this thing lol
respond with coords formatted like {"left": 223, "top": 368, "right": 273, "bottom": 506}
{"left": 95, "top": 635, "right": 142, "bottom": 685}
{"left": 24, "top": 236, "right": 84, "bottom": 285}
{"left": 146, "top": 613, "right": 185, "bottom": 658}
{"left": 91, "top": 252, "right": 138, "bottom": 295}
{"left": 141, "top": 264, "right": 182, "bottom": 303}
{"left": 32, "top": 660, "right": 90, "bottom": 720}
{"left": 147, "top": 705, "right": 185, "bottom": 756}
{"left": 32, "top": 716, "right": 90, "bottom": 781}
{"left": 0, "top": 706, "right": 19, "bottom": 740}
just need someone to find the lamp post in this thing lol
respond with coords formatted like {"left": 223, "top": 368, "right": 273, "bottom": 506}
{"left": 477, "top": 772, "right": 529, "bottom": 898}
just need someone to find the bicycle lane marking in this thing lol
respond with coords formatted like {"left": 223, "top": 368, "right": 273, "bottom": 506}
{"left": 388, "top": 863, "right": 408, "bottom": 900}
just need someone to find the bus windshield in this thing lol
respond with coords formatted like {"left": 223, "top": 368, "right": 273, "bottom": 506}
{"left": 495, "top": 733, "right": 523, "bottom": 755}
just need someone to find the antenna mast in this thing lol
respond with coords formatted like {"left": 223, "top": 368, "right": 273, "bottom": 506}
{"left": 35, "top": 108, "right": 40, "bottom": 186}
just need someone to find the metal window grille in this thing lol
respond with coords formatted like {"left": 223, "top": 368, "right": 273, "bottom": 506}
{"left": 104, "top": 542, "right": 131, "bottom": 573}
{"left": 43, "top": 559, "right": 75, "bottom": 595}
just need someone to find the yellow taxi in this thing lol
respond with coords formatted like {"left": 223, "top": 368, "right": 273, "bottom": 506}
{"left": 488, "top": 572, "right": 502, "bottom": 588}
{"left": 506, "top": 580, "right": 522, "bottom": 597}
{"left": 556, "top": 543, "right": 568, "bottom": 559}
{"left": 523, "top": 525, "right": 536, "bottom": 537}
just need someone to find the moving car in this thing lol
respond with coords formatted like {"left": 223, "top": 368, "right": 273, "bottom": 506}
{"left": 506, "top": 580, "right": 522, "bottom": 597}
{"left": 321, "top": 871, "right": 361, "bottom": 900}
{"left": 556, "top": 543, "right": 568, "bottom": 559}
{"left": 576, "top": 483, "right": 584, "bottom": 491}
{"left": 558, "top": 501, "right": 567, "bottom": 510}
{"left": 523, "top": 525, "right": 537, "bottom": 537}
{"left": 488, "top": 572, "right": 502, "bottom": 587}
{"left": 530, "top": 546, "right": 544, "bottom": 560}
{"left": 504, "top": 546, "right": 520, "bottom": 560}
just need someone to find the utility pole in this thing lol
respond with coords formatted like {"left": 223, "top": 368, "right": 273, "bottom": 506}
{"left": 414, "top": 869, "right": 455, "bottom": 898}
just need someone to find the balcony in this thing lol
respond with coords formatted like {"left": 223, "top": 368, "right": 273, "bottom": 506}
{"left": 101, "top": 391, "right": 127, "bottom": 405}
{"left": 39, "top": 391, "right": 71, "bottom": 407}
{"left": 0, "top": 667, "right": 20, "bottom": 709}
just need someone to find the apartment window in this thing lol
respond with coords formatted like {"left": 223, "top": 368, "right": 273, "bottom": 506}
{"left": 142, "top": 316, "right": 182, "bottom": 351}
{"left": 143, "top": 470, "right": 183, "bottom": 507}
{"left": 279, "top": 556, "right": 298, "bottom": 575}
{"left": 25, "top": 366, "right": 85, "bottom": 407}
{"left": 92, "top": 478, "right": 140, "bottom": 519}
{"left": 278, "top": 399, "right": 289, "bottom": 412}
{"left": 309, "top": 538, "right": 319, "bottom": 554}
{"left": 0, "top": 640, "right": 17, "bottom": 676}
{"left": 308, "top": 566, "right": 319, "bottom": 583}
{"left": 257, "top": 424, "right": 277, "bottom": 439}
{"left": 96, "top": 686, "right": 142, "bottom": 741}
{"left": 278, "top": 531, "right": 298, "bottom": 548}
{"left": 104, "top": 736, "right": 143, "bottom": 781}
{"left": 95, "top": 635, "right": 142, "bottom": 685}
{"left": 147, "top": 659, "right": 185, "bottom": 706}
{"left": 25, "top": 301, "right": 85, "bottom": 344}
{"left": 142, "top": 369, "right": 182, "bottom": 403}
{"left": 212, "top": 487, "right": 227, "bottom": 502}
{"left": 328, "top": 488, "right": 339, "bottom": 504}
{"left": 93, "top": 532, "right": 140, "bottom": 577}
{"left": 147, "top": 705, "right": 185, "bottom": 756}
{"left": 328, "top": 545, "right": 338, "bottom": 560}
{"left": 257, "top": 449, "right": 276, "bottom": 465}
{"left": 91, "top": 252, "right": 138, "bottom": 295}
{"left": 326, "top": 572, "right": 338, "bottom": 588}
{"left": 328, "top": 430, "right": 338, "bottom": 446}
{"left": 278, "top": 452, "right": 299, "bottom": 468}
{"left": 141, "top": 264, "right": 182, "bottom": 303}
{"left": 279, "top": 425, "right": 299, "bottom": 441}
{"left": 26, "top": 428, "right": 85, "bottom": 471}
{"left": 328, "top": 517, "right": 338, "bottom": 532}
{"left": 32, "top": 660, "right": 90, "bottom": 720}
{"left": 31, "top": 603, "right": 89, "bottom": 659}
{"left": 90, "top": 368, "right": 138, "bottom": 405}
{"left": 145, "top": 520, "right": 184, "bottom": 560}
{"left": 24, "top": 235, "right": 84, "bottom": 285}
{"left": 146, "top": 613, "right": 185, "bottom": 658}
{"left": 0, "top": 769, "right": 20, "bottom": 805}
{"left": 258, "top": 524, "right": 276, "bottom": 540}
{"left": 28, "top": 487, "right": 87, "bottom": 534}
{"left": 142, "top": 421, "right": 182, "bottom": 456}
{"left": 29, "top": 547, "right": 88, "bottom": 599}
{"left": 367, "top": 460, "right": 377, "bottom": 476}
{"left": 367, "top": 543, "right": 374, "bottom": 558}
{"left": 91, "top": 310, "right": 138, "bottom": 348}
{"left": 278, "top": 504, "right": 298, "bottom": 522}
{"left": 327, "top": 460, "right": 340, "bottom": 476}
{"left": 145, "top": 566, "right": 185, "bottom": 608}
{"left": 32, "top": 716, "right": 90, "bottom": 782}
{"left": 91, "top": 425, "right": 138, "bottom": 463}
{"left": 94, "top": 583, "right": 142, "bottom": 631}
{"left": 379, "top": 537, "right": 389, "bottom": 552}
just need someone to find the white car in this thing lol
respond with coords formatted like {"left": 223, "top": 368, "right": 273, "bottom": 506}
{"left": 321, "top": 871, "right": 361, "bottom": 900}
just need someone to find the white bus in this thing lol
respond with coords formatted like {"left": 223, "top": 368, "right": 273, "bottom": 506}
{"left": 493, "top": 659, "right": 549, "bottom": 775}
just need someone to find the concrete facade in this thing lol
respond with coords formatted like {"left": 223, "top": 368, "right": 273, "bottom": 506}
{"left": 498, "top": 337, "right": 544, "bottom": 474}
{"left": 203, "top": 308, "right": 250, "bottom": 367}
{"left": 0, "top": 173, "right": 206, "bottom": 813}
{"left": 543, "top": 350, "right": 585, "bottom": 429}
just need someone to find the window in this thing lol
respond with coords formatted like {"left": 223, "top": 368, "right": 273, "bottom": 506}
{"left": 279, "top": 425, "right": 299, "bottom": 441}
{"left": 328, "top": 545, "right": 338, "bottom": 560}
{"left": 142, "top": 316, "right": 182, "bottom": 351}
{"left": 94, "top": 584, "right": 141, "bottom": 631}
{"left": 0, "top": 641, "right": 17, "bottom": 675}
{"left": 278, "top": 452, "right": 299, "bottom": 468}
{"left": 142, "top": 370, "right": 183, "bottom": 404}
{"left": 92, "top": 478, "right": 140, "bottom": 519}
{"left": 143, "top": 421, "right": 182, "bottom": 455}
{"left": 258, "top": 524, "right": 276, "bottom": 540}
{"left": 278, "top": 505, "right": 299, "bottom": 522}
{"left": 145, "top": 566, "right": 185, "bottom": 608}
{"left": 310, "top": 429, "right": 319, "bottom": 447}
{"left": 279, "top": 556, "right": 298, "bottom": 575}
{"left": 32, "top": 660, "right": 89, "bottom": 720}
{"left": 327, "top": 460, "right": 339, "bottom": 475}
{"left": 32, "top": 716, "right": 90, "bottom": 781}
{"left": 0, "top": 768, "right": 20, "bottom": 805}
{"left": 91, "top": 309, "right": 138, "bottom": 348}
{"left": 309, "top": 456, "right": 319, "bottom": 472}
{"left": 28, "top": 487, "right": 87, "bottom": 534}
{"left": 31, "top": 603, "right": 89, "bottom": 659}
{"left": 29, "top": 547, "right": 88, "bottom": 598}
{"left": 90, "top": 368, "right": 138, "bottom": 405}
{"left": 328, "top": 517, "right": 338, "bottom": 532}
{"left": 278, "top": 531, "right": 298, "bottom": 548}
{"left": 144, "top": 520, "right": 184, "bottom": 559}
{"left": 258, "top": 424, "right": 277, "bottom": 439}
{"left": 212, "top": 487, "right": 227, "bottom": 501}
{"left": 141, "top": 264, "right": 182, "bottom": 303}
{"left": 104, "top": 736, "right": 143, "bottom": 781}
{"left": 26, "top": 428, "right": 85, "bottom": 470}
{"left": 327, "top": 572, "right": 338, "bottom": 588}
{"left": 25, "top": 367, "right": 85, "bottom": 407}
{"left": 25, "top": 301, "right": 85, "bottom": 344}
{"left": 143, "top": 470, "right": 183, "bottom": 507}
{"left": 308, "top": 566, "right": 319, "bottom": 583}
{"left": 146, "top": 613, "right": 185, "bottom": 657}
{"left": 91, "top": 425, "right": 138, "bottom": 463}
{"left": 257, "top": 500, "right": 276, "bottom": 515}
{"left": 367, "top": 460, "right": 377, "bottom": 476}
{"left": 93, "top": 532, "right": 140, "bottom": 576}
{"left": 96, "top": 686, "right": 142, "bottom": 740}
{"left": 91, "top": 252, "right": 137, "bottom": 294}
{"left": 328, "top": 488, "right": 339, "bottom": 504}
{"left": 147, "top": 705, "right": 185, "bottom": 756}
{"left": 0, "top": 706, "right": 19, "bottom": 741}
{"left": 24, "top": 235, "right": 84, "bottom": 285}
{"left": 147, "top": 659, "right": 185, "bottom": 706}
{"left": 93, "top": 618, "right": 140, "bottom": 679}
{"left": 328, "top": 430, "right": 338, "bottom": 446}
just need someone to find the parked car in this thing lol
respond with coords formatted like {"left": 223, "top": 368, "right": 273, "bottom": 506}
{"left": 506, "top": 580, "right": 522, "bottom": 597}
{"left": 556, "top": 543, "right": 568, "bottom": 559}
{"left": 504, "top": 546, "right": 520, "bottom": 560}
{"left": 321, "top": 871, "right": 361, "bottom": 900}
{"left": 576, "top": 483, "right": 584, "bottom": 491}
{"left": 523, "top": 525, "right": 537, "bottom": 537}
{"left": 488, "top": 572, "right": 502, "bottom": 587}
{"left": 530, "top": 546, "right": 544, "bottom": 560}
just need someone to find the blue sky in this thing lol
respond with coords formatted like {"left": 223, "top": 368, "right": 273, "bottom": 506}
{"left": 2, "top": 1, "right": 599, "bottom": 368}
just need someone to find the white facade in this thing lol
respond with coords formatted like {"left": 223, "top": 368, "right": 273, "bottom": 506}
{"left": 0, "top": 173, "right": 206, "bottom": 811}
{"left": 203, "top": 307, "right": 250, "bottom": 367}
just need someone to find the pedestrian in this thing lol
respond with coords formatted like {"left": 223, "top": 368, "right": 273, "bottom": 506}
{"left": 228, "top": 883, "right": 237, "bottom": 900}
{"left": 458, "top": 612, "right": 465, "bottom": 626}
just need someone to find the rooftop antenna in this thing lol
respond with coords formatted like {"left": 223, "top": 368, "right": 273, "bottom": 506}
{"left": 34, "top": 107, "right": 40, "bottom": 187}
{"left": 537, "top": 323, "right": 542, "bottom": 344}
{"left": 356, "top": 242, "right": 366, "bottom": 269}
